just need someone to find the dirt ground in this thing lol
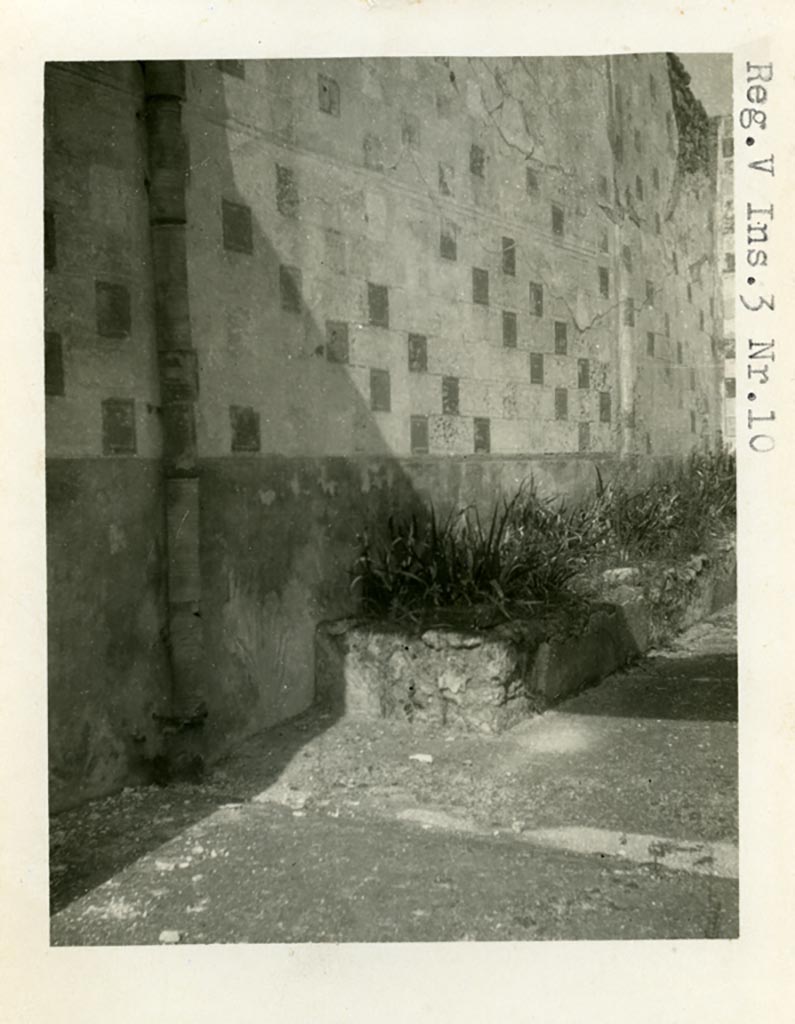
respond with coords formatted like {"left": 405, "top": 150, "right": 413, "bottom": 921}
{"left": 50, "top": 606, "right": 737, "bottom": 942}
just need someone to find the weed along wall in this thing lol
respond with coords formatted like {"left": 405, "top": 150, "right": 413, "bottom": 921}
{"left": 45, "top": 56, "right": 727, "bottom": 807}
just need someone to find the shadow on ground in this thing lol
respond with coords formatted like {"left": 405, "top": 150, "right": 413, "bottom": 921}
{"left": 560, "top": 652, "right": 737, "bottom": 723}
{"left": 49, "top": 59, "right": 426, "bottom": 914}
{"left": 50, "top": 703, "right": 338, "bottom": 913}
{"left": 51, "top": 649, "right": 737, "bottom": 912}
{"left": 51, "top": 615, "right": 739, "bottom": 914}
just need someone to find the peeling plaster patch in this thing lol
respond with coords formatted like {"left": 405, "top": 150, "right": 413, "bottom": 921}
{"left": 258, "top": 489, "right": 276, "bottom": 506}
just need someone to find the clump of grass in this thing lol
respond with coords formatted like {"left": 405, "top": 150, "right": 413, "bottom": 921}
{"left": 595, "top": 449, "right": 735, "bottom": 561}
{"left": 351, "top": 483, "right": 604, "bottom": 619}
{"left": 350, "top": 450, "right": 735, "bottom": 621}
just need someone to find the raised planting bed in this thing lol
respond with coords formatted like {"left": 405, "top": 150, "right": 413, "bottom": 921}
{"left": 315, "top": 539, "right": 736, "bottom": 734}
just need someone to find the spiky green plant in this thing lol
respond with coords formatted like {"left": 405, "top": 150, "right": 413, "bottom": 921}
{"left": 350, "top": 449, "right": 735, "bottom": 620}
{"left": 351, "top": 484, "right": 603, "bottom": 619}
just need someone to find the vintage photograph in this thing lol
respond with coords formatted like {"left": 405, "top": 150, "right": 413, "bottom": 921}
{"left": 45, "top": 53, "right": 738, "bottom": 944}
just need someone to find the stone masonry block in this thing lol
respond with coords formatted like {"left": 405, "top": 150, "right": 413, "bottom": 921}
{"left": 229, "top": 405, "right": 260, "bottom": 453}
{"left": 408, "top": 333, "right": 427, "bottom": 372}
{"left": 276, "top": 163, "right": 299, "bottom": 218}
{"left": 323, "top": 229, "right": 346, "bottom": 274}
{"left": 491, "top": 417, "right": 531, "bottom": 455}
{"left": 279, "top": 264, "right": 302, "bottom": 313}
{"left": 408, "top": 373, "right": 443, "bottom": 416}
{"left": 502, "top": 310, "right": 518, "bottom": 348}
{"left": 367, "top": 282, "right": 389, "bottom": 327}
{"left": 369, "top": 368, "right": 391, "bottom": 412}
{"left": 101, "top": 397, "right": 137, "bottom": 455}
{"left": 441, "top": 375, "right": 459, "bottom": 415}
{"left": 429, "top": 413, "right": 472, "bottom": 456}
{"left": 315, "top": 621, "right": 541, "bottom": 733}
{"left": 222, "top": 199, "right": 253, "bottom": 254}
{"left": 410, "top": 414, "right": 429, "bottom": 453}
{"left": 473, "top": 416, "right": 491, "bottom": 453}
{"left": 45, "top": 331, "right": 65, "bottom": 397}
{"left": 440, "top": 218, "right": 457, "bottom": 260}
{"left": 472, "top": 267, "right": 489, "bottom": 305}
{"left": 96, "top": 280, "right": 131, "bottom": 338}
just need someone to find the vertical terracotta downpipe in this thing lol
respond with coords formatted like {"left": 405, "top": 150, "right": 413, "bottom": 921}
{"left": 142, "top": 61, "right": 206, "bottom": 779}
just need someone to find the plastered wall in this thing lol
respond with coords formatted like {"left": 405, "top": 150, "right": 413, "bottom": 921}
{"left": 45, "top": 62, "right": 169, "bottom": 809}
{"left": 45, "top": 56, "right": 725, "bottom": 804}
